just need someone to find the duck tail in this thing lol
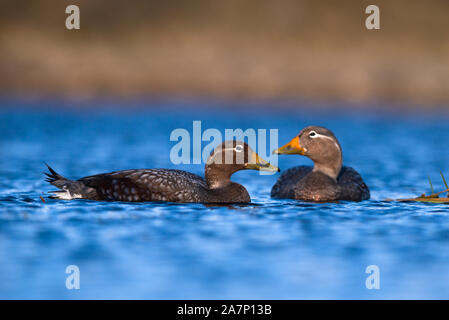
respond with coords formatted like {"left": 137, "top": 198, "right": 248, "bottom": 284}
{"left": 44, "top": 163, "right": 65, "bottom": 184}
{"left": 44, "top": 163, "right": 84, "bottom": 200}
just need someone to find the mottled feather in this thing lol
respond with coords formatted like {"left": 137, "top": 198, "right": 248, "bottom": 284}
{"left": 271, "top": 165, "right": 369, "bottom": 202}
{"left": 45, "top": 166, "right": 250, "bottom": 203}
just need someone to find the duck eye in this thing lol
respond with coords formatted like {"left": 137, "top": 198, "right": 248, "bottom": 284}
{"left": 309, "top": 131, "right": 317, "bottom": 138}
{"left": 235, "top": 145, "right": 244, "bottom": 152}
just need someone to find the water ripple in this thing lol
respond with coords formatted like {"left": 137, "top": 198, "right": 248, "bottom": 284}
{"left": 1, "top": 107, "right": 449, "bottom": 298}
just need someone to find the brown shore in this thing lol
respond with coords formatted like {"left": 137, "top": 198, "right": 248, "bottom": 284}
{"left": 1, "top": 0, "right": 449, "bottom": 106}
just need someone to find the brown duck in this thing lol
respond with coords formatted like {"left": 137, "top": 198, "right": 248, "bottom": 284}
{"left": 271, "top": 126, "right": 369, "bottom": 202}
{"left": 45, "top": 141, "right": 279, "bottom": 203}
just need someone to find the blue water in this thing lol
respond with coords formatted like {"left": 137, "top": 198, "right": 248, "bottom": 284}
{"left": 1, "top": 100, "right": 449, "bottom": 299}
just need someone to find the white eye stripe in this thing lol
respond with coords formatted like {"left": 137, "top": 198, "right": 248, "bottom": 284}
{"left": 309, "top": 132, "right": 331, "bottom": 140}
{"left": 309, "top": 132, "right": 341, "bottom": 151}
{"left": 212, "top": 147, "right": 238, "bottom": 156}
{"left": 210, "top": 146, "right": 245, "bottom": 159}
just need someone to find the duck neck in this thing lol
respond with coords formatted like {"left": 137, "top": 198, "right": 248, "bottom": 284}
{"left": 312, "top": 156, "right": 342, "bottom": 181}
{"left": 205, "top": 164, "right": 232, "bottom": 189}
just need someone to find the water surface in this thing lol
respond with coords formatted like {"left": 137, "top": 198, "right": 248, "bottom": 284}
{"left": 1, "top": 100, "right": 449, "bottom": 299}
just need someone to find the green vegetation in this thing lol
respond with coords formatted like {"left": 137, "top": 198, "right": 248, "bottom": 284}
{"left": 388, "top": 173, "right": 449, "bottom": 203}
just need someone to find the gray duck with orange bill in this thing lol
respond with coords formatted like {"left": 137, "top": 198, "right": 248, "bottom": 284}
{"left": 271, "top": 126, "right": 369, "bottom": 202}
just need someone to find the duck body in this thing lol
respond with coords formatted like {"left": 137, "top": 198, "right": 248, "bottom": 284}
{"left": 45, "top": 141, "right": 278, "bottom": 204}
{"left": 271, "top": 126, "right": 370, "bottom": 202}
{"left": 46, "top": 167, "right": 251, "bottom": 203}
{"left": 271, "top": 165, "right": 369, "bottom": 202}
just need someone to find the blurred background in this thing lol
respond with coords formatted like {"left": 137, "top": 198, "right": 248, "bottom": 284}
{"left": 1, "top": 0, "right": 448, "bottom": 106}
{"left": 2, "top": 1, "right": 449, "bottom": 300}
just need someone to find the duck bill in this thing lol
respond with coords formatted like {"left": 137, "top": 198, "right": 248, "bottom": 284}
{"left": 245, "top": 153, "right": 280, "bottom": 172}
{"left": 273, "top": 137, "right": 306, "bottom": 155}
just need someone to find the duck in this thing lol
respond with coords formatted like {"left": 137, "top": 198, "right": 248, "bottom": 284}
{"left": 271, "top": 126, "right": 369, "bottom": 202}
{"left": 45, "top": 140, "right": 279, "bottom": 203}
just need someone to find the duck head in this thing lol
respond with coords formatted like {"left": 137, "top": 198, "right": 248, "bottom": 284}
{"left": 273, "top": 126, "right": 342, "bottom": 180}
{"left": 206, "top": 140, "right": 279, "bottom": 188}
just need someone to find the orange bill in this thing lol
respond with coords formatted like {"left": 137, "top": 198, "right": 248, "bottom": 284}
{"left": 272, "top": 136, "right": 306, "bottom": 155}
{"left": 245, "top": 152, "right": 280, "bottom": 172}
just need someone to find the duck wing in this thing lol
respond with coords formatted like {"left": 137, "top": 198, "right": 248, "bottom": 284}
{"left": 271, "top": 166, "right": 312, "bottom": 198}
{"left": 337, "top": 166, "right": 370, "bottom": 201}
{"left": 78, "top": 169, "right": 208, "bottom": 202}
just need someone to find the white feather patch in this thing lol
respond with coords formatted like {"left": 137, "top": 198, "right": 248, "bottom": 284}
{"left": 52, "top": 190, "right": 82, "bottom": 200}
